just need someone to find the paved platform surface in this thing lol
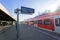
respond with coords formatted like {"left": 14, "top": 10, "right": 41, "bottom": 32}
{"left": 0, "top": 24, "right": 60, "bottom": 40}
{"left": 0, "top": 25, "right": 17, "bottom": 40}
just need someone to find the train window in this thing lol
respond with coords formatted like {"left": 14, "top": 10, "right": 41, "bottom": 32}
{"left": 38, "top": 20, "right": 42, "bottom": 24}
{"left": 44, "top": 20, "right": 51, "bottom": 26}
{"left": 55, "top": 18, "right": 60, "bottom": 26}
{"left": 34, "top": 21, "right": 37, "bottom": 24}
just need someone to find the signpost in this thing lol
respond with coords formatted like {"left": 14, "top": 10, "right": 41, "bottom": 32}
{"left": 14, "top": 7, "right": 34, "bottom": 40}
{"left": 21, "top": 6, "right": 34, "bottom": 14}
{"left": 14, "top": 8, "right": 20, "bottom": 39}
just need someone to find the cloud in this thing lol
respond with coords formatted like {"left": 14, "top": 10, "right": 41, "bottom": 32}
{"left": 45, "top": 0, "right": 60, "bottom": 12}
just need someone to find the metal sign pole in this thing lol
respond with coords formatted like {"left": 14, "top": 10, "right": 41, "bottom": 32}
{"left": 14, "top": 8, "right": 19, "bottom": 40}
{"left": 17, "top": 11, "right": 19, "bottom": 39}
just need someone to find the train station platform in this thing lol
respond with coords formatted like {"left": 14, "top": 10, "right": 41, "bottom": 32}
{"left": 0, "top": 24, "right": 60, "bottom": 40}
{"left": 0, "top": 25, "right": 14, "bottom": 32}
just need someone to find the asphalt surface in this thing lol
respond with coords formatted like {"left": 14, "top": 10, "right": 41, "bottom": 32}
{"left": 0, "top": 24, "right": 60, "bottom": 40}
{"left": 0, "top": 25, "right": 17, "bottom": 40}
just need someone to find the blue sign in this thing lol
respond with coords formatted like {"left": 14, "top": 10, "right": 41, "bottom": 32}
{"left": 21, "top": 6, "right": 34, "bottom": 14}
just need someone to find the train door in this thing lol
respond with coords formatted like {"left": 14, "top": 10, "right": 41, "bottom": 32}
{"left": 54, "top": 15, "right": 60, "bottom": 33}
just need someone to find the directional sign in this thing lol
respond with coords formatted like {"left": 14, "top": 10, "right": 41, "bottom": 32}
{"left": 21, "top": 6, "right": 34, "bottom": 14}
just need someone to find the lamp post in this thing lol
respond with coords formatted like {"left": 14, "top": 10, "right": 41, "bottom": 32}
{"left": 14, "top": 8, "right": 20, "bottom": 40}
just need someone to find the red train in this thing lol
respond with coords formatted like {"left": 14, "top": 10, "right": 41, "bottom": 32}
{"left": 27, "top": 11, "right": 60, "bottom": 34}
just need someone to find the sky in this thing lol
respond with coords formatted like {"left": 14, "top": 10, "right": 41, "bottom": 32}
{"left": 0, "top": 0, "right": 60, "bottom": 21}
